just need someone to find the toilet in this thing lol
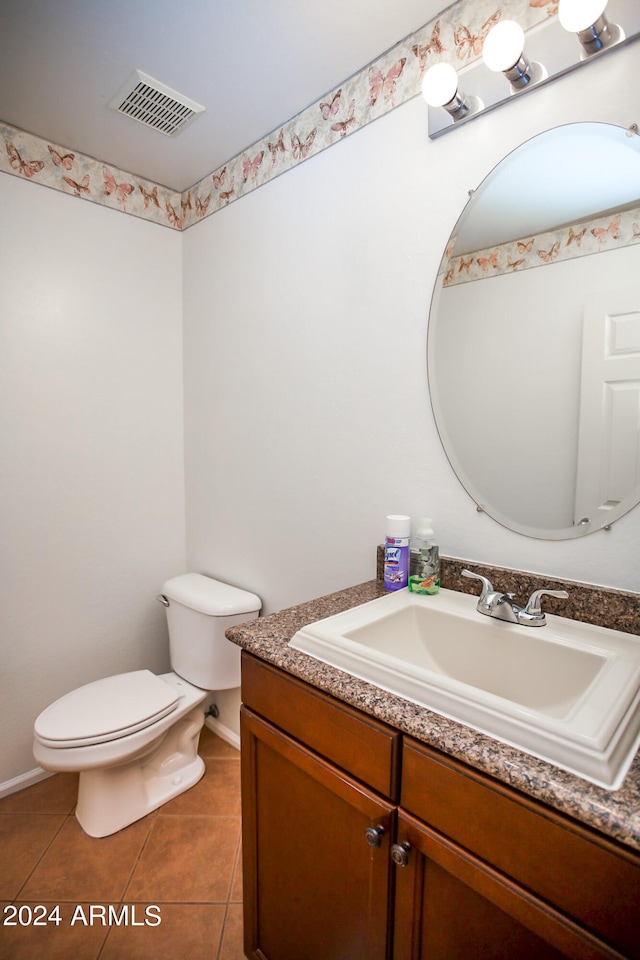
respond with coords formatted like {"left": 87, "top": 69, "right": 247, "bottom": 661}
{"left": 33, "top": 573, "right": 261, "bottom": 838}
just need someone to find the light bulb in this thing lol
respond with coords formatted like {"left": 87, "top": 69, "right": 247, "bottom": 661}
{"left": 558, "top": 0, "right": 622, "bottom": 53}
{"left": 482, "top": 20, "right": 546, "bottom": 90}
{"left": 482, "top": 21, "right": 525, "bottom": 73}
{"left": 421, "top": 63, "right": 459, "bottom": 107}
{"left": 558, "top": 0, "right": 608, "bottom": 33}
{"left": 421, "top": 63, "right": 481, "bottom": 121}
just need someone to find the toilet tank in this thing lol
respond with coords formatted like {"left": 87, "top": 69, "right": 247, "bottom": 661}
{"left": 160, "top": 573, "right": 261, "bottom": 690}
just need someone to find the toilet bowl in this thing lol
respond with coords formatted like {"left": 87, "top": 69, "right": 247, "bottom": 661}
{"left": 33, "top": 574, "right": 261, "bottom": 837}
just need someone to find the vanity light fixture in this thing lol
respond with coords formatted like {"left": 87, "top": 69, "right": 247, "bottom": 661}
{"left": 425, "top": 0, "right": 640, "bottom": 139}
{"left": 421, "top": 63, "right": 481, "bottom": 121}
{"left": 482, "top": 20, "right": 545, "bottom": 91}
{"left": 558, "top": 0, "right": 624, "bottom": 56}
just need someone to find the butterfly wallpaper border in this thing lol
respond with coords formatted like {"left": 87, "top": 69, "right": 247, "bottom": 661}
{"left": 0, "top": 0, "right": 559, "bottom": 232}
{"left": 441, "top": 204, "right": 640, "bottom": 286}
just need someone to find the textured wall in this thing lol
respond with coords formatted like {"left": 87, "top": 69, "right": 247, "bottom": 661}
{"left": 0, "top": 176, "right": 185, "bottom": 783}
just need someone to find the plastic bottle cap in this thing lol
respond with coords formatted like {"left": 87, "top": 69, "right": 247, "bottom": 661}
{"left": 386, "top": 515, "right": 411, "bottom": 538}
{"left": 416, "top": 518, "right": 435, "bottom": 538}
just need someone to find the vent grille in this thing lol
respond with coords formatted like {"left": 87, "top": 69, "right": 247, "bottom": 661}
{"left": 109, "top": 70, "right": 205, "bottom": 137}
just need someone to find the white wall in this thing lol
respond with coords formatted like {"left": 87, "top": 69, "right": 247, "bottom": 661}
{"left": 1, "top": 176, "right": 185, "bottom": 784}
{"left": 183, "top": 45, "right": 640, "bottom": 623}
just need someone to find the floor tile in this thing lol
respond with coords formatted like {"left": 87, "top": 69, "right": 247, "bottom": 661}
{"left": 0, "top": 901, "right": 108, "bottom": 960}
{"left": 0, "top": 774, "right": 78, "bottom": 815}
{"left": 125, "top": 815, "right": 241, "bottom": 903}
{"left": 0, "top": 732, "right": 248, "bottom": 958}
{"left": 0, "top": 816, "right": 65, "bottom": 900}
{"left": 100, "top": 902, "right": 226, "bottom": 960}
{"left": 162, "top": 757, "right": 241, "bottom": 817}
{"left": 20, "top": 815, "right": 153, "bottom": 903}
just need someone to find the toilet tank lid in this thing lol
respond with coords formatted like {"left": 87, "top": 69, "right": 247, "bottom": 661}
{"left": 161, "top": 573, "right": 262, "bottom": 616}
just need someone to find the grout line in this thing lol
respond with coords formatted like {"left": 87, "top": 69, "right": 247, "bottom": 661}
{"left": 216, "top": 901, "right": 231, "bottom": 960}
{"left": 14, "top": 811, "right": 71, "bottom": 900}
{"left": 119, "top": 813, "right": 159, "bottom": 902}
{"left": 229, "top": 831, "right": 242, "bottom": 902}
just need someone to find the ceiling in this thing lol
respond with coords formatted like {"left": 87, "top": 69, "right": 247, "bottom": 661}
{"left": 0, "top": 0, "right": 446, "bottom": 192}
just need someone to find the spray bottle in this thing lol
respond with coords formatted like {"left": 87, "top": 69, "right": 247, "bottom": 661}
{"left": 383, "top": 515, "right": 411, "bottom": 591}
{"left": 409, "top": 518, "right": 440, "bottom": 595}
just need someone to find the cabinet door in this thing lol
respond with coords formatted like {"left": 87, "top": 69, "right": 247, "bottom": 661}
{"left": 393, "top": 812, "right": 624, "bottom": 960}
{"left": 241, "top": 706, "right": 395, "bottom": 960}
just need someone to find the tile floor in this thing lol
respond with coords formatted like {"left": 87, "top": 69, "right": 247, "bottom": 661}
{"left": 0, "top": 727, "right": 246, "bottom": 959}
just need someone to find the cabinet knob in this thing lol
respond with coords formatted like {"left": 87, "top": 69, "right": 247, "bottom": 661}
{"left": 365, "top": 825, "right": 386, "bottom": 848}
{"left": 391, "top": 842, "right": 411, "bottom": 867}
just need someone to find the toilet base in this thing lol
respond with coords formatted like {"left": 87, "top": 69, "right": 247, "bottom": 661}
{"left": 75, "top": 706, "right": 206, "bottom": 837}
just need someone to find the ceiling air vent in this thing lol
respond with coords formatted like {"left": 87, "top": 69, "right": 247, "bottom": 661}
{"left": 108, "top": 70, "right": 205, "bottom": 137}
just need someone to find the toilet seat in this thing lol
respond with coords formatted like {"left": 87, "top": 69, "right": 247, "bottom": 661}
{"left": 34, "top": 670, "right": 181, "bottom": 748}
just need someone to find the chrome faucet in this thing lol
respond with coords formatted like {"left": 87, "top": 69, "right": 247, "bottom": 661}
{"left": 461, "top": 570, "right": 568, "bottom": 627}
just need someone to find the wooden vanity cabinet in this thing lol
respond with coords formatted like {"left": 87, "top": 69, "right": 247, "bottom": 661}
{"left": 241, "top": 653, "right": 401, "bottom": 960}
{"left": 240, "top": 653, "right": 640, "bottom": 960}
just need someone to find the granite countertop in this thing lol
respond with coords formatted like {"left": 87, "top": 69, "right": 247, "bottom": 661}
{"left": 226, "top": 579, "right": 640, "bottom": 854}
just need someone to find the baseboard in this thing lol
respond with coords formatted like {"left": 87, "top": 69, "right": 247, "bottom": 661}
{"left": 204, "top": 716, "right": 240, "bottom": 752}
{"left": 0, "top": 766, "right": 53, "bottom": 799}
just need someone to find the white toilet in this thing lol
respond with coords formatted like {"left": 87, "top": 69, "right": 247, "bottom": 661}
{"left": 33, "top": 573, "right": 261, "bottom": 838}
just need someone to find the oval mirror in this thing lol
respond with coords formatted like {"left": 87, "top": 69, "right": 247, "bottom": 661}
{"left": 428, "top": 122, "right": 640, "bottom": 540}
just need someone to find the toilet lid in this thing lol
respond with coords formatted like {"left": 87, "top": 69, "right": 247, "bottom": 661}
{"left": 34, "top": 670, "right": 181, "bottom": 748}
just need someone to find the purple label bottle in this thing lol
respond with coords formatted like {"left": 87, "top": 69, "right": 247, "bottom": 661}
{"left": 384, "top": 514, "right": 410, "bottom": 591}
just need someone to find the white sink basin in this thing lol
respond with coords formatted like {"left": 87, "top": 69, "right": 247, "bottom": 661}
{"left": 289, "top": 588, "right": 640, "bottom": 789}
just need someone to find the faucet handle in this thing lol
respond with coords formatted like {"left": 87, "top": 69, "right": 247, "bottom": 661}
{"left": 461, "top": 569, "right": 494, "bottom": 600}
{"left": 523, "top": 589, "right": 569, "bottom": 618}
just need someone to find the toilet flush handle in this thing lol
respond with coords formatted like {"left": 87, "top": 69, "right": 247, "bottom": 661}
{"left": 156, "top": 594, "right": 170, "bottom": 607}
